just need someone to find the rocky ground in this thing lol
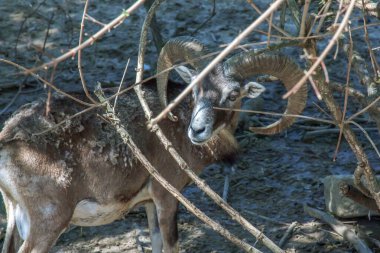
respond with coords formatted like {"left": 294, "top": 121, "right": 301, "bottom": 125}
{"left": 0, "top": 0, "right": 379, "bottom": 252}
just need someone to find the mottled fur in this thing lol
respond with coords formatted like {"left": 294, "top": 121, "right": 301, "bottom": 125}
{"left": 0, "top": 82, "right": 238, "bottom": 253}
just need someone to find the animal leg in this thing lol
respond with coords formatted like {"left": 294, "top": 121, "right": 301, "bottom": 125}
{"left": 14, "top": 201, "right": 72, "bottom": 253}
{"left": 152, "top": 193, "right": 179, "bottom": 253}
{"left": 1, "top": 194, "right": 21, "bottom": 253}
{"left": 221, "top": 164, "right": 236, "bottom": 202}
{"left": 145, "top": 202, "right": 163, "bottom": 253}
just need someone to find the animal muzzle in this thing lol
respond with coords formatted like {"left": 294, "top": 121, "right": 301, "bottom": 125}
{"left": 188, "top": 100, "right": 214, "bottom": 145}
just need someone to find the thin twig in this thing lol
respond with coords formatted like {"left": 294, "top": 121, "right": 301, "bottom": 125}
{"left": 214, "top": 107, "right": 335, "bottom": 125}
{"left": 286, "top": 0, "right": 301, "bottom": 30}
{"left": 0, "top": 83, "right": 22, "bottom": 116}
{"left": 85, "top": 14, "right": 107, "bottom": 27}
{"left": 342, "top": 0, "right": 380, "bottom": 18}
{"left": 45, "top": 65, "right": 57, "bottom": 116}
{"left": 191, "top": 0, "right": 216, "bottom": 35}
{"left": 347, "top": 120, "right": 380, "bottom": 158}
{"left": 330, "top": 81, "right": 365, "bottom": 98}
{"left": 315, "top": 0, "right": 333, "bottom": 34}
{"left": 334, "top": 23, "right": 354, "bottom": 160}
{"left": 302, "top": 127, "right": 378, "bottom": 141}
{"left": 0, "top": 59, "right": 92, "bottom": 107}
{"left": 334, "top": 0, "right": 345, "bottom": 25}
{"left": 307, "top": 73, "right": 322, "bottom": 100}
{"left": 78, "top": 0, "right": 98, "bottom": 104}
{"left": 348, "top": 95, "right": 380, "bottom": 121}
{"left": 244, "top": 210, "right": 289, "bottom": 226}
{"left": 43, "top": 13, "right": 55, "bottom": 116}
{"left": 246, "top": 0, "right": 291, "bottom": 37}
{"left": 283, "top": 0, "right": 357, "bottom": 99}
{"left": 14, "top": 0, "right": 47, "bottom": 57}
{"left": 267, "top": 11, "right": 273, "bottom": 47}
{"left": 361, "top": 0, "right": 380, "bottom": 78}
{"left": 114, "top": 58, "right": 130, "bottom": 112}
{"left": 28, "top": 0, "right": 145, "bottom": 73}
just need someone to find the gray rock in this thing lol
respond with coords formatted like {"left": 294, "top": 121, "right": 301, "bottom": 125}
{"left": 323, "top": 175, "right": 380, "bottom": 218}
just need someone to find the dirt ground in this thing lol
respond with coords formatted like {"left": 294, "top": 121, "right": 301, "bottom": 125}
{"left": 0, "top": 0, "right": 380, "bottom": 252}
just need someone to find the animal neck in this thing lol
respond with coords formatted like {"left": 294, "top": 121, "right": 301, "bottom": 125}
{"left": 202, "top": 128, "right": 239, "bottom": 163}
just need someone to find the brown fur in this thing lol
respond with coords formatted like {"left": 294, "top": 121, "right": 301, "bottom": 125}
{"left": 0, "top": 82, "right": 238, "bottom": 253}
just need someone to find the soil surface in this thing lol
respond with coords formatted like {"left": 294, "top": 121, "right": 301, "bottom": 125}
{"left": 0, "top": 0, "right": 380, "bottom": 252}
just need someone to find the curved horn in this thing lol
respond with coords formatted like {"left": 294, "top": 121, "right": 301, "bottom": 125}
{"left": 224, "top": 53, "right": 308, "bottom": 135}
{"left": 156, "top": 36, "right": 208, "bottom": 121}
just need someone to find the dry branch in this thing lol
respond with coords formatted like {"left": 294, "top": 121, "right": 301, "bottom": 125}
{"left": 340, "top": 183, "right": 380, "bottom": 212}
{"left": 304, "top": 38, "right": 380, "bottom": 209}
{"left": 0, "top": 59, "right": 92, "bottom": 107}
{"left": 299, "top": 0, "right": 311, "bottom": 37}
{"left": 315, "top": 0, "right": 333, "bottom": 34}
{"left": 246, "top": 0, "right": 291, "bottom": 37}
{"left": 342, "top": 42, "right": 380, "bottom": 131}
{"left": 29, "top": 0, "right": 145, "bottom": 73}
{"left": 283, "top": 0, "right": 357, "bottom": 99}
{"left": 78, "top": 0, "right": 98, "bottom": 104}
{"left": 342, "top": 0, "right": 380, "bottom": 18}
{"left": 302, "top": 127, "right": 378, "bottom": 141}
{"left": 133, "top": 1, "right": 284, "bottom": 252}
{"left": 304, "top": 204, "right": 373, "bottom": 253}
{"left": 278, "top": 221, "right": 298, "bottom": 248}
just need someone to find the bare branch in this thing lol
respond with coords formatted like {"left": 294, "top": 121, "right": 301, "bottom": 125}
{"left": 299, "top": 0, "right": 311, "bottom": 37}
{"left": 78, "top": 0, "right": 98, "bottom": 104}
{"left": 283, "top": 0, "right": 357, "bottom": 99}
{"left": 342, "top": 0, "right": 380, "bottom": 18}
{"left": 304, "top": 204, "right": 373, "bottom": 253}
{"left": 29, "top": 0, "right": 145, "bottom": 73}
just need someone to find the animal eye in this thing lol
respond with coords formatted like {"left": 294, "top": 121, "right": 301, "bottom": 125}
{"left": 228, "top": 91, "right": 239, "bottom": 101}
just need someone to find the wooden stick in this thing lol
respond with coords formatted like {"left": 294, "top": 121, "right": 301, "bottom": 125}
{"left": 246, "top": 0, "right": 291, "bottom": 37}
{"left": 302, "top": 127, "right": 378, "bottom": 141}
{"left": 299, "top": 0, "right": 311, "bottom": 37}
{"left": 133, "top": 1, "right": 283, "bottom": 252}
{"left": 77, "top": 0, "right": 98, "bottom": 104}
{"left": 342, "top": 0, "right": 380, "bottom": 18}
{"left": 278, "top": 221, "right": 298, "bottom": 248}
{"left": 340, "top": 183, "right": 380, "bottom": 212}
{"left": 304, "top": 204, "right": 373, "bottom": 253}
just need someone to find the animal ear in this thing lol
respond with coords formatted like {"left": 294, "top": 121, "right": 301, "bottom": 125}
{"left": 243, "top": 82, "right": 266, "bottom": 98}
{"left": 175, "top": 66, "right": 198, "bottom": 84}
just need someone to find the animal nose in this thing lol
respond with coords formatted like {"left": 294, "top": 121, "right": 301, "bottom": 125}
{"left": 191, "top": 125, "right": 206, "bottom": 135}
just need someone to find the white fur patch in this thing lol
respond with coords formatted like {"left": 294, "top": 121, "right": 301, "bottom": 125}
{"left": 15, "top": 204, "right": 30, "bottom": 240}
{"left": 71, "top": 185, "right": 150, "bottom": 226}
